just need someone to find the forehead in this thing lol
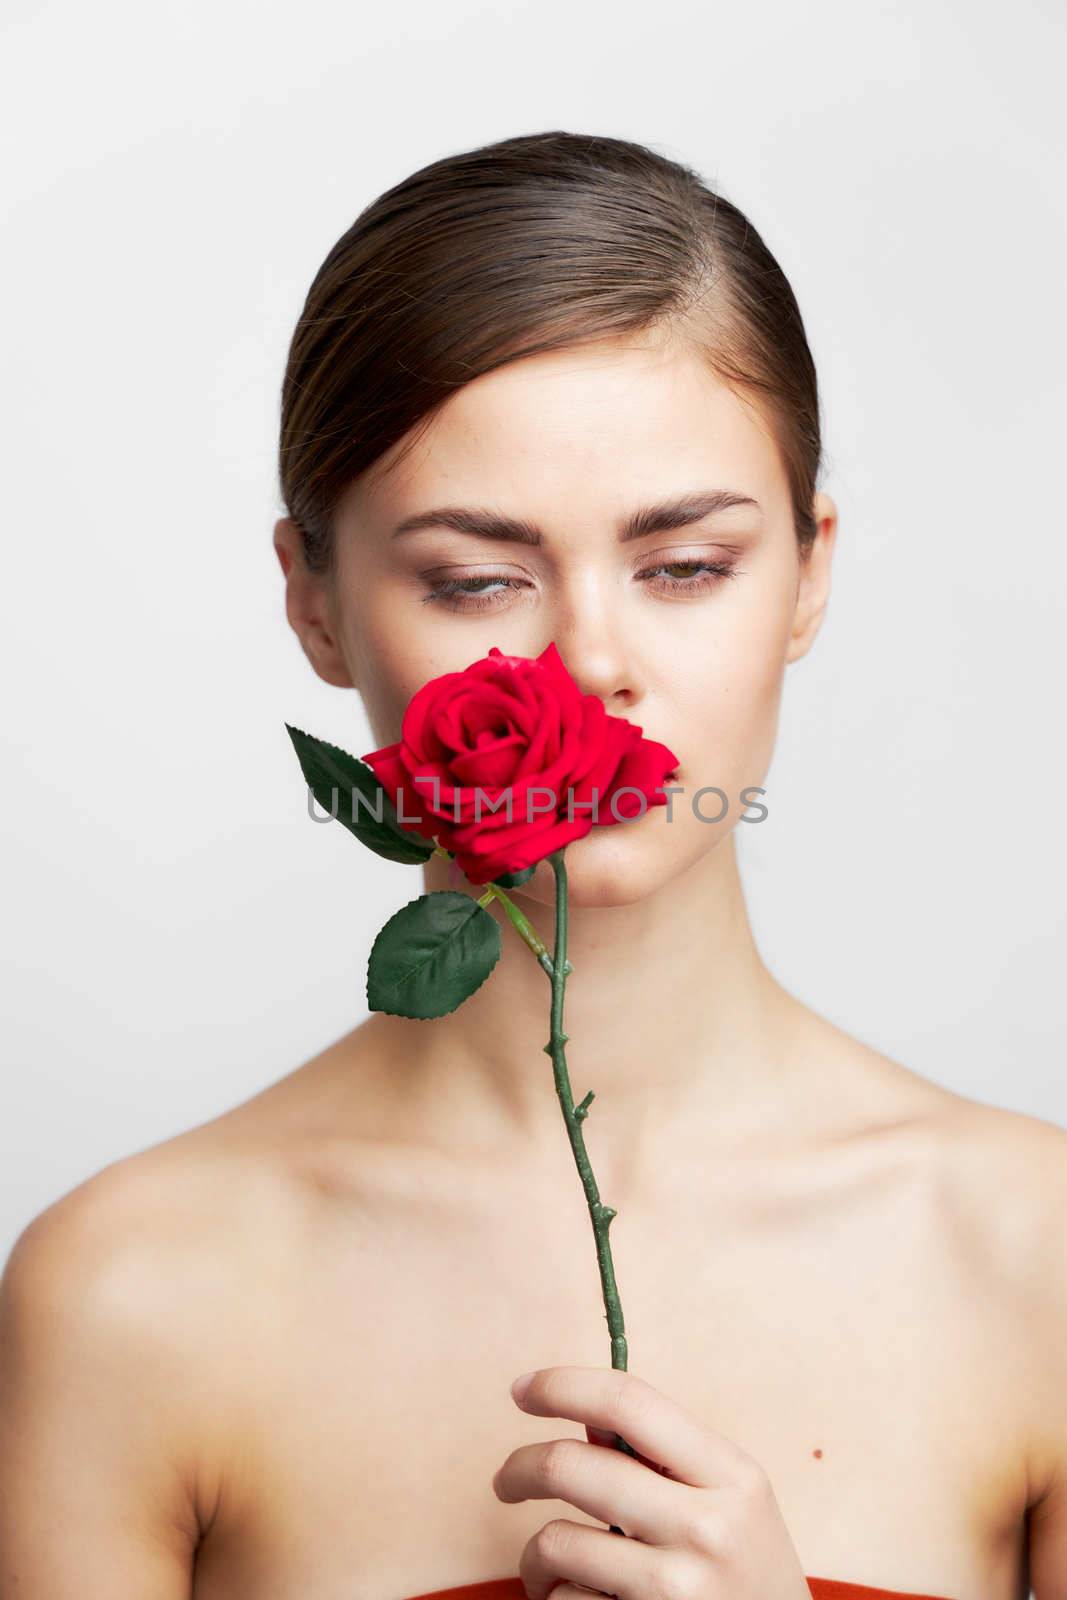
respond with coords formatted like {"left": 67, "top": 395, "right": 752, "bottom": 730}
{"left": 350, "top": 334, "right": 787, "bottom": 527}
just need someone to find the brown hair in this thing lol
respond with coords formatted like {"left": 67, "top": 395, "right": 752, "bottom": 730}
{"left": 277, "top": 130, "right": 822, "bottom": 581}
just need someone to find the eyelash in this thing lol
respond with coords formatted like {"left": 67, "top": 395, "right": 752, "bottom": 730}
{"left": 420, "top": 559, "right": 740, "bottom": 612}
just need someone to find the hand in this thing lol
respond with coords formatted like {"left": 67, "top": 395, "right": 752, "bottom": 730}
{"left": 491, "top": 1365, "right": 812, "bottom": 1600}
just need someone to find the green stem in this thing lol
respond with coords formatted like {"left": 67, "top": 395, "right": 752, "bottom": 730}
{"left": 543, "top": 848, "right": 638, "bottom": 1538}
{"left": 487, "top": 883, "right": 555, "bottom": 977}
{"left": 438, "top": 841, "right": 636, "bottom": 1531}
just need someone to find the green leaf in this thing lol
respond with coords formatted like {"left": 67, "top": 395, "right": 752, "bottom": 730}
{"left": 367, "top": 891, "right": 502, "bottom": 1019}
{"left": 490, "top": 864, "right": 538, "bottom": 888}
{"left": 286, "top": 723, "right": 434, "bottom": 866}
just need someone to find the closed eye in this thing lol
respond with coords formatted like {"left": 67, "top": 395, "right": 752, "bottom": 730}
{"left": 420, "top": 559, "right": 741, "bottom": 612}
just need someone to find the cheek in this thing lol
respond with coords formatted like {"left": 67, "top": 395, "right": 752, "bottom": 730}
{"left": 344, "top": 597, "right": 445, "bottom": 744}
{"left": 353, "top": 642, "right": 424, "bottom": 749}
{"left": 675, "top": 593, "right": 791, "bottom": 788}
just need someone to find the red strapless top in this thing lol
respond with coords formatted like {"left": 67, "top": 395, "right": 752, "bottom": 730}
{"left": 402, "top": 1576, "right": 953, "bottom": 1599}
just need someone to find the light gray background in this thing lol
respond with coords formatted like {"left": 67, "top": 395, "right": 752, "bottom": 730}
{"left": 2, "top": 0, "right": 1064, "bottom": 1264}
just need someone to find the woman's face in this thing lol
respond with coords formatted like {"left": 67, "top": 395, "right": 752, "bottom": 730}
{"left": 277, "top": 331, "right": 836, "bottom": 907}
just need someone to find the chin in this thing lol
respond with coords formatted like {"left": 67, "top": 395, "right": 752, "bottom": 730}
{"left": 509, "top": 819, "right": 685, "bottom": 910}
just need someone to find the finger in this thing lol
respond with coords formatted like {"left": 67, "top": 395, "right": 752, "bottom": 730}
{"left": 515, "top": 1366, "right": 749, "bottom": 1489}
{"left": 585, "top": 1422, "right": 674, "bottom": 1477}
{"left": 494, "top": 1436, "right": 689, "bottom": 1545}
{"left": 517, "top": 1515, "right": 668, "bottom": 1600}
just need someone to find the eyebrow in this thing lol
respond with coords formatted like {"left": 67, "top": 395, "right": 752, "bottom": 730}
{"left": 390, "top": 488, "right": 761, "bottom": 546}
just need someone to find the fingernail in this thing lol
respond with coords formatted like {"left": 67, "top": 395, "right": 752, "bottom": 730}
{"left": 510, "top": 1371, "right": 536, "bottom": 1403}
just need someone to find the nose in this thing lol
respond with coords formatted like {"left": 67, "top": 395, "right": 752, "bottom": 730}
{"left": 545, "top": 578, "right": 641, "bottom": 717}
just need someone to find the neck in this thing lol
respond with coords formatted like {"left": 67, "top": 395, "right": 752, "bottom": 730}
{"left": 364, "top": 835, "right": 806, "bottom": 1197}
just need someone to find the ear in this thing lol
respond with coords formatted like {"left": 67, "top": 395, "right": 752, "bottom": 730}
{"left": 786, "top": 492, "right": 838, "bottom": 665}
{"left": 273, "top": 517, "right": 356, "bottom": 690}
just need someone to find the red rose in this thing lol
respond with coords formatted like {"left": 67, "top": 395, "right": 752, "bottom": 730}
{"left": 361, "top": 642, "right": 680, "bottom": 886}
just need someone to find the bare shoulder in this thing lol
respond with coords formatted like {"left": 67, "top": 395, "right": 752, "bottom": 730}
{"left": 3, "top": 1013, "right": 390, "bottom": 1314}
{"left": 792, "top": 994, "right": 1067, "bottom": 1213}
{"left": 906, "top": 1075, "right": 1067, "bottom": 1301}
{"left": 932, "top": 1089, "right": 1067, "bottom": 1586}
{"left": 5, "top": 1093, "right": 307, "bottom": 1293}
{"left": 0, "top": 1078, "right": 343, "bottom": 1592}
{"left": 0, "top": 1095, "right": 318, "bottom": 1524}
{"left": 819, "top": 1015, "right": 1067, "bottom": 1508}
{"left": 855, "top": 1031, "right": 1067, "bottom": 1293}
{"left": 863, "top": 1048, "right": 1067, "bottom": 1515}
{"left": 794, "top": 998, "right": 1067, "bottom": 1348}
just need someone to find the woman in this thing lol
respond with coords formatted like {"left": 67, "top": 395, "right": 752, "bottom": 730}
{"left": 1, "top": 130, "right": 1064, "bottom": 1600}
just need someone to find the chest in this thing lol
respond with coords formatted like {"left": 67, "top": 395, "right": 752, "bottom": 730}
{"left": 191, "top": 1161, "right": 1031, "bottom": 1600}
